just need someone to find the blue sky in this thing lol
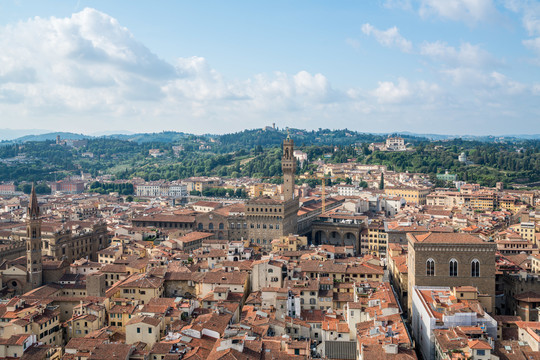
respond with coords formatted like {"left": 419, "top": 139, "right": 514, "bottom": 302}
{"left": 0, "top": 0, "right": 539, "bottom": 135}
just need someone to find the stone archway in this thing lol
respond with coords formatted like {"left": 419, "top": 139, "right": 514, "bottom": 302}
{"left": 313, "top": 230, "right": 327, "bottom": 245}
{"left": 6, "top": 278, "right": 23, "bottom": 294}
{"left": 344, "top": 232, "right": 356, "bottom": 246}
{"left": 329, "top": 231, "right": 342, "bottom": 244}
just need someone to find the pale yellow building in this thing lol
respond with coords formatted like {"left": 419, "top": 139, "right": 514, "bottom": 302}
{"left": 0, "top": 299, "right": 62, "bottom": 347}
{"left": 108, "top": 300, "right": 137, "bottom": 332}
{"left": 367, "top": 224, "right": 387, "bottom": 257}
{"left": 125, "top": 316, "right": 163, "bottom": 349}
{"left": 384, "top": 187, "right": 430, "bottom": 205}
{"left": 518, "top": 222, "right": 537, "bottom": 243}
{"left": 271, "top": 234, "right": 308, "bottom": 252}
{"left": 66, "top": 302, "right": 107, "bottom": 340}
{"left": 115, "top": 274, "right": 164, "bottom": 305}
{"left": 531, "top": 254, "right": 540, "bottom": 274}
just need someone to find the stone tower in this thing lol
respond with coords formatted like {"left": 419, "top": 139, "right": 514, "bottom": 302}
{"left": 282, "top": 133, "right": 296, "bottom": 201}
{"left": 26, "top": 185, "right": 43, "bottom": 289}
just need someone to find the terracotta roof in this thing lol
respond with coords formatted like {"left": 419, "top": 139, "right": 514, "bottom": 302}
{"left": 468, "top": 339, "right": 492, "bottom": 350}
{"left": 514, "top": 291, "right": 540, "bottom": 302}
{"left": 176, "top": 231, "right": 214, "bottom": 243}
{"left": 126, "top": 316, "right": 161, "bottom": 327}
{"left": 409, "top": 232, "right": 486, "bottom": 244}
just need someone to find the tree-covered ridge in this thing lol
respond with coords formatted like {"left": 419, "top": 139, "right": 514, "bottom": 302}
{"left": 0, "top": 130, "right": 537, "bottom": 189}
{"left": 361, "top": 140, "right": 540, "bottom": 187}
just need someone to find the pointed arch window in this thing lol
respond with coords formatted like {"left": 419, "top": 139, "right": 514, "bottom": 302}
{"left": 449, "top": 259, "right": 458, "bottom": 277}
{"left": 426, "top": 258, "right": 435, "bottom": 276}
{"left": 471, "top": 259, "right": 480, "bottom": 277}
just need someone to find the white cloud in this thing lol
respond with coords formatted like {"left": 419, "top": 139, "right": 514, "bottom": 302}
{"left": 361, "top": 23, "right": 412, "bottom": 53}
{"left": 503, "top": 1, "right": 540, "bottom": 63}
{"left": 489, "top": 71, "right": 527, "bottom": 94}
{"left": 372, "top": 78, "right": 441, "bottom": 105}
{"left": 441, "top": 67, "right": 526, "bottom": 95}
{"left": 505, "top": 0, "right": 540, "bottom": 36}
{"left": 0, "top": 8, "right": 349, "bottom": 131}
{"left": 419, "top": 0, "right": 498, "bottom": 23}
{"left": 0, "top": 7, "right": 536, "bottom": 135}
{"left": 420, "top": 41, "right": 500, "bottom": 67}
{"left": 373, "top": 78, "right": 411, "bottom": 104}
{"left": 523, "top": 6, "right": 540, "bottom": 36}
{"left": 523, "top": 37, "right": 540, "bottom": 54}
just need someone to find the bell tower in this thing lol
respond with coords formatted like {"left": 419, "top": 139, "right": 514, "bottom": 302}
{"left": 282, "top": 131, "right": 296, "bottom": 201}
{"left": 26, "top": 185, "right": 42, "bottom": 289}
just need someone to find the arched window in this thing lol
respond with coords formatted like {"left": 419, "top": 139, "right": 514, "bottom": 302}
{"left": 219, "top": 223, "right": 224, "bottom": 230}
{"left": 198, "top": 223, "right": 203, "bottom": 230}
{"left": 471, "top": 259, "right": 480, "bottom": 277}
{"left": 426, "top": 259, "right": 435, "bottom": 276}
{"left": 208, "top": 223, "right": 214, "bottom": 230}
{"left": 449, "top": 259, "right": 458, "bottom": 277}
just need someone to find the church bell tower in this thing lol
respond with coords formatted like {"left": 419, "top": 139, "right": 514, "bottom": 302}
{"left": 282, "top": 132, "right": 296, "bottom": 201}
{"left": 26, "top": 185, "right": 43, "bottom": 289}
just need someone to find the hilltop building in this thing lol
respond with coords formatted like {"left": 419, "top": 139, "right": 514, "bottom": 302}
{"left": 369, "top": 136, "right": 407, "bottom": 152}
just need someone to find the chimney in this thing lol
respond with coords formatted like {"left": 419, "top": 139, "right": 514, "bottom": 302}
{"left": 383, "top": 344, "right": 398, "bottom": 354}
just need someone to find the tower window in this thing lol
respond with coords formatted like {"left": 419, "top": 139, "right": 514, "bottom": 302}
{"left": 426, "top": 259, "right": 435, "bottom": 276}
{"left": 449, "top": 259, "right": 458, "bottom": 277}
{"left": 471, "top": 259, "right": 480, "bottom": 277}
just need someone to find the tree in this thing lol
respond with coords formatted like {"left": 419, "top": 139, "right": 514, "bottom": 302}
{"left": 379, "top": 173, "right": 385, "bottom": 190}
{"left": 35, "top": 183, "right": 51, "bottom": 194}
{"left": 126, "top": 195, "right": 134, "bottom": 202}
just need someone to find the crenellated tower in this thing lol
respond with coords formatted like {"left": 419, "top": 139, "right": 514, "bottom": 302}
{"left": 26, "top": 185, "right": 42, "bottom": 289}
{"left": 282, "top": 132, "right": 296, "bottom": 201}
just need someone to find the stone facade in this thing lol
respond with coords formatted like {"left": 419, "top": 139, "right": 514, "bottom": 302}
{"left": 26, "top": 186, "right": 43, "bottom": 291}
{"left": 246, "top": 197, "right": 298, "bottom": 249}
{"left": 407, "top": 232, "right": 496, "bottom": 315}
{"left": 282, "top": 137, "right": 296, "bottom": 201}
{"left": 245, "top": 137, "right": 299, "bottom": 250}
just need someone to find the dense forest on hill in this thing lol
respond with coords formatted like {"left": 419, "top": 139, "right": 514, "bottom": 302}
{"left": 0, "top": 128, "right": 538, "bottom": 189}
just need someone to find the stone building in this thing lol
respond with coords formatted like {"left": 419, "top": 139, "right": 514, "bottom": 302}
{"left": 0, "top": 188, "right": 110, "bottom": 294}
{"left": 407, "top": 232, "right": 497, "bottom": 315}
{"left": 245, "top": 197, "right": 298, "bottom": 249}
{"left": 26, "top": 186, "right": 43, "bottom": 292}
{"left": 245, "top": 136, "right": 299, "bottom": 250}
{"left": 500, "top": 272, "right": 540, "bottom": 319}
{"left": 312, "top": 211, "right": 366, "bottom": 253}
{"left": 10, "top": 219, "right": 109, "bottom": 264}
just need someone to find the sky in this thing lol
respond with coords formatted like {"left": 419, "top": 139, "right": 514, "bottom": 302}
{"left": 0, "top": 0, "right": 539, "bottom": 136}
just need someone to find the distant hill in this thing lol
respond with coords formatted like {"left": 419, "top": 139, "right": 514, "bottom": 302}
{"left": 398, "top": 131, "right": 540, "bottom": 141}
{"left": 0, "top": 128, "right": 50, "bottom": 141}
{"left": 3, "top": 128, "right": 539, "bottom": 145}
{"left": 117, "top": 131, "right": 190, "bottom": 143}
{"left": 15, "top": 132, "right": 89, "bottom": 142}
